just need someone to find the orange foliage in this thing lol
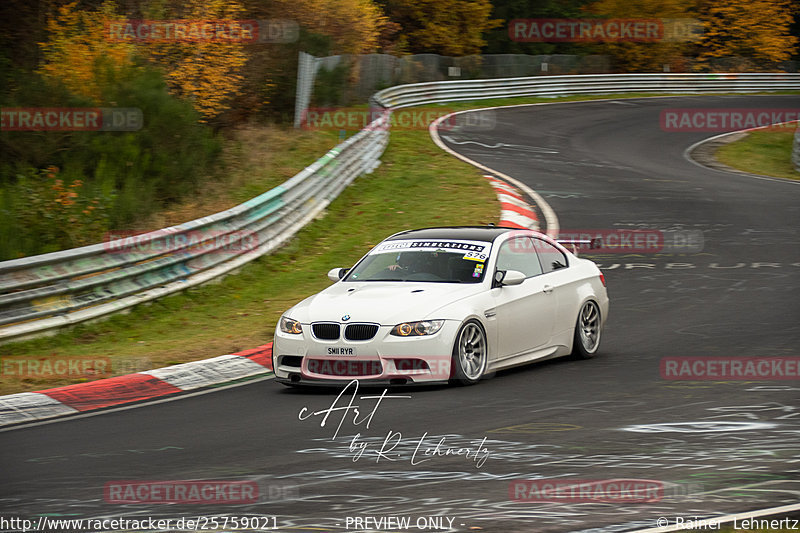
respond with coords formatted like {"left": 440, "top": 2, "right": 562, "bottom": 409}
{"left": 383, "top": 0, "right": 501, "bottom": 56}
{"left": 39, "top": 0, "right": 249, "bottom": 120}
{"left": 143, "top": 0, "right": 249, "bottom": 120}
{"left": 274, "top": 0, "right": 387, "bottom": 55}
{"left": 695, "top": 0, "right": 798, "bottom": 71}
{"left": 38, "top": 1, "right": 136, "bottom": 102}
{"left": 583, "top": 0, "right": 697, "bottom": 72}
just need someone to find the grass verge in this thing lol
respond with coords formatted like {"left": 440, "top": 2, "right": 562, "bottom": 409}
{"left": 715, "top": 128, "right": 800, "bottom": 181}
{"left": 131, "top": 124, "right": 340, "bottom": 233}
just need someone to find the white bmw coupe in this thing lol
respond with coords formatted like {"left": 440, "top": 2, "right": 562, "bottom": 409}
{"left": 273, "top": 226, "right": 608, "bottom": 386}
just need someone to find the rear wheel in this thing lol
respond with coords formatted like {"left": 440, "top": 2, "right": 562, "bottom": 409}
{"left": 571, "top": 300, "right": 601, "bottom": 359}
{"left": 450, "top": 320, "right": 488, "bottom": 385}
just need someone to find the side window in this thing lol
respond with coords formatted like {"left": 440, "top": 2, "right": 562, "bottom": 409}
{"left": 534, "top": 238, "right": 568, "bottom": 273}
{"left": 495, "top": 236, "right": 543, "bottom": 278}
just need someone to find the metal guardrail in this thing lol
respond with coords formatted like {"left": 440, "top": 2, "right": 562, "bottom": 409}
{"left": 373, "top": 73, "right": 800, "bottom": 108}
{"left": 0, "top": 113, "right": 388, "bottom": 343}
{"left": 2, "top": 72, "right": 798, "bottom": 343}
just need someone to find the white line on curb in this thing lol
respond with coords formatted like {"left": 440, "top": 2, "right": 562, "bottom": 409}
{"left": 428, "top": 108, "right": 560, "bottom": 237}
{"left": 684, "top": 126, "right": 800, "bottom": 185}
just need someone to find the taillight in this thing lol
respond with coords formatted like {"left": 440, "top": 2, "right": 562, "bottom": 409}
{"left": 599, "top": 273, "right": 606, "bottom": 287}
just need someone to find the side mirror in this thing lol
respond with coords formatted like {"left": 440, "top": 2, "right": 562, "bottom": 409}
{"left": 495, "top": 269, "right": 525, "bottom": 287}
{"left": 327, "top": 268, "right": 349, "bottom": 282}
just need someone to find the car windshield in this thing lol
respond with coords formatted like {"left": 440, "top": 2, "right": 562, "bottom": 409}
{"left": 344, "top": 239, "right": 491, "bottom": 283}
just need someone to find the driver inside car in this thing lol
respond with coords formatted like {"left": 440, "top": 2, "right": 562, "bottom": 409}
{"left": 387, "top": 252, "right": 423, "bottom": 272}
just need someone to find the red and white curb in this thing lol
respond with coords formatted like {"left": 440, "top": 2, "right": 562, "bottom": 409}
{"left": 429, "top": 106, "right": 559, "bottom": 236}
{"left": 0, "top": 344, "right": 273, "bottom": 428}
{"left": 484, "top": 175, "right": 539, "bottom": 230}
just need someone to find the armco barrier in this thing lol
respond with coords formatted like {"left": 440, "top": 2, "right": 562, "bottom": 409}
{"left": 373, "top": 73, "right": 800, "bottom": 108}
{"left": 1, "top": 73, "right": 798, "bottom": 343}
{"left": 0, "top": 113, "right": 388, "bottom": 343}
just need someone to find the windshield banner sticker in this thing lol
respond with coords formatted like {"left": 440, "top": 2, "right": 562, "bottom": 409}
{"left": 372, "top": 239, "right": 491, "bottom": 256}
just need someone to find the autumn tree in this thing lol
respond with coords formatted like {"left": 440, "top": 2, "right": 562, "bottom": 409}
{"left": 141, "top": 0, "right": 249, "bottom": 121}
{"left": 484, "top": 0, "right": 591, "bottom": 54}
{"left": 271, "top": 0, "right": 388, "bottom": 55}
{"left": 583, "top": 0, "right": 698, "bottom": 72}
{"left": 37, "top": 1, "right": 137, "bottom": 102}
{"left": 694, "top": 0, "right": 798, "bottom": 71}
{"left": 37, "top": 0, "right": 250, "bottom": 120}
{"left": 379, "top": 0, "right": 502, "bottom": 56}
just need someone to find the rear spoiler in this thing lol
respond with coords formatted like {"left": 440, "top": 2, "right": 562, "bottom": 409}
{"left": 556, "top": 237, "right": 603, "bottom": 256}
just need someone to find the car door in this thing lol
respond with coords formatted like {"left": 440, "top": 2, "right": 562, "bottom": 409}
{"left": 532, "top": 237, "right": 575, "bottom": 332}
{"left": 492, "top": 235, "right": 556, "bottom": 359}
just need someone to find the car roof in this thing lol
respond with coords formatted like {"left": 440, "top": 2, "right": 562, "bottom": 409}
{"left": 385, "top": 226, "right": 524, "bottom": 242}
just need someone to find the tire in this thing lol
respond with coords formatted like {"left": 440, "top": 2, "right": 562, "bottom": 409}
{"left": 571, "top": 300, "right": 601, "bottom": 359}
{"left": 450, "top": 320, "right": 488, "bottom": 385}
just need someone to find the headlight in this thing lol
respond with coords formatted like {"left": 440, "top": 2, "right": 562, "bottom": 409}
{"left": 279, "top": 316, "right": 303, "bottom": 335}
{"left": 391, "top": 320, "right": 444, "bottom": 337}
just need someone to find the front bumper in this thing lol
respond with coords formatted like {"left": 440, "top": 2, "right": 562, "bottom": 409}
{"left": 272, "top": 321, "right": 459, "bottom": 385}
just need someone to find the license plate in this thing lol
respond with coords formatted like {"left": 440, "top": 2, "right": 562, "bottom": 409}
{"left": 325, "top": 346, "right": 357, "bottom": 356}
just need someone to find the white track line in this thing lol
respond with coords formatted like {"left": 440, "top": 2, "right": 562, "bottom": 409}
{"left": 429, "top": 109, "right": 560, "bottom": 236}
{"left": 684, "top": 127, "right": 800, "bottom": 185}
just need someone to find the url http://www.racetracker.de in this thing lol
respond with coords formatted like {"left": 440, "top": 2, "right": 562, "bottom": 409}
{"left": 0, "top": 515, "right": 281, "bottom": 532}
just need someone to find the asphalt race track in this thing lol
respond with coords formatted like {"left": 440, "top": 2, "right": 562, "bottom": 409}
{"left": 1, "top": 95, "right": 799, "bottom": 533}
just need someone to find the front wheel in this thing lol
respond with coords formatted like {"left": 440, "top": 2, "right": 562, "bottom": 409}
{"left": 450, "top": 320, "right": 488, "bottom": 385}
{"left": 571, "top": 300, "right": 601, "bottom": 359}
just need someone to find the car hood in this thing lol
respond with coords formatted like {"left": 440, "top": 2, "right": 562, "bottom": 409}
{"left": 287, "top": 281, "right": 483, "bottom": 324}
